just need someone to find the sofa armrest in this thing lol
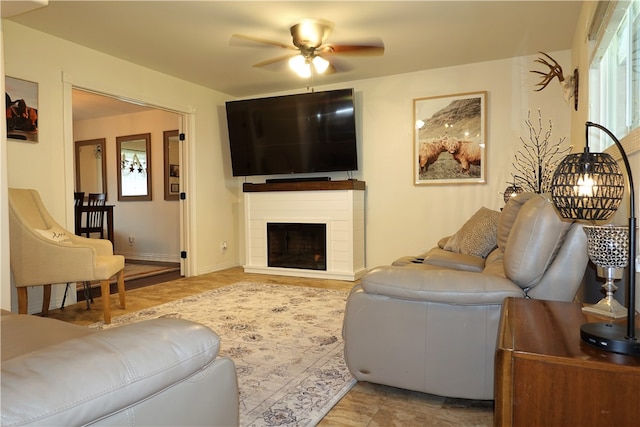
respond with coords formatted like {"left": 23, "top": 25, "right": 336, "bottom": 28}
{"left": 422, "top": 247, "right": 485, "bottom": 272}
{"left": 361, "top": 266, "right": 524, "bottom": 305}
{"left": 1, "top": 319, "right": 221, "bottom": 427}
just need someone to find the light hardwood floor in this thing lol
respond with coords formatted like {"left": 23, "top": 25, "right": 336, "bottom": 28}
{"left": 46, "top": 267, "right": 494, "bottom": 426}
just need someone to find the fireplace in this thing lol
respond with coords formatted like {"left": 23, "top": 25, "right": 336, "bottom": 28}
{"left": 267, "top": 223, "right": 326, "bottom": 271}
{"left": 243, "top": 180, "right": 366, "bottom": 280}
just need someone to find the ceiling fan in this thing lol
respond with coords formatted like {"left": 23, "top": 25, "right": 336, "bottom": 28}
{"left": 231, "top": 19, "right": 384, "bottom": 78}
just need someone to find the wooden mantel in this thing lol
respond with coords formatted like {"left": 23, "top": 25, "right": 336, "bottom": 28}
{"left": 243, "top": 179, "right": 365, "bottom": 193}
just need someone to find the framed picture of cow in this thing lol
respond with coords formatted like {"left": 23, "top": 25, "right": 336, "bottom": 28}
{"left": 413, "top": 91, "right": 486, "bottom": 185}
{"left": 5, "top": 76, "right": 39, "bottom": 143}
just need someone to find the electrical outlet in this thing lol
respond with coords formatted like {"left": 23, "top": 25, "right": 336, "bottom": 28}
{"left": 128, "top": 235, "right": 135, "bottom": 245}
{"left": 221, "top": 241, "right": 228, "bottom": 253}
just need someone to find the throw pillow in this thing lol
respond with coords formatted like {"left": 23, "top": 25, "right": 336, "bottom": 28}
{"left": 35, "top": 226, "right": 73, "bottom": 244}
{"left": 444, "top": 207, "right": 500, "bottom": 258}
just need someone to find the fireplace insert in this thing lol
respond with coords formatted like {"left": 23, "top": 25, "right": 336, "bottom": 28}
{"left": 267, "top": 223, "right": 326, "bottom": 270}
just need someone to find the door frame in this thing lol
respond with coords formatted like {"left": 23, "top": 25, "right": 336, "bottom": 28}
{"left": 62, "top": 74, "right": 195, "bottom": 278}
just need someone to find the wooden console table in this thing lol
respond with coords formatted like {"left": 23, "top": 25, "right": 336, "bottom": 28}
{"left": 495, "top": 297, "right": 640, "bottom": 427}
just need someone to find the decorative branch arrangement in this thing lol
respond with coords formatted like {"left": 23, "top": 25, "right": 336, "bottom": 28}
{"left": 510, "top": 110, "right": 571, "bottom": 194}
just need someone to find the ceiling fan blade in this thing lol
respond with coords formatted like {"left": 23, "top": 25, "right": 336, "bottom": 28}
{"left": 230, "top": 33, "right": 296, "bottom": 51}
{"left": 252, "top": 53, "right": 298, "bottom": 69}
{"left": 321, "top": 41, "right": 385, "bottom": 56}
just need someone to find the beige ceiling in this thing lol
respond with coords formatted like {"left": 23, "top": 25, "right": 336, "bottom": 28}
{"left": 5, "top": 1, "right": 583, "bottom": 118}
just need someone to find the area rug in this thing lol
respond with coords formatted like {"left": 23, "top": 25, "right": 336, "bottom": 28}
{"left": 90, "top": 282, "right": 356, "bottom": 427}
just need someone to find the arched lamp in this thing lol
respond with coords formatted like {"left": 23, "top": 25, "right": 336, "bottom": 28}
{"left": 550, "top": 121, "right": 638, "bottom": 356}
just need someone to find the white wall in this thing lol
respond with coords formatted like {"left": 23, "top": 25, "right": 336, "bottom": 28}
{"left": 2, "top": 19, "right": 573, "bottom": 312}
{"left": 3, "top": 20, "right": 239, "bottom": 312}
{"left": 73, "top": 109, "right": 181, "bottom": 261}
{"left": 243, "top": 51, "right": 573, "bottom": 267}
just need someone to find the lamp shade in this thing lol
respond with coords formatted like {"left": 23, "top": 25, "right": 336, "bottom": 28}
{"left": 582, "top": 225, "right": 629, "bottom": 269}
{"left": 550, "top": 150, "right": 624, "bottom": 221}
{"left": 289, "top": 55, "right": 311, "bottom": 78}
{"left": 503, "top": 184, "right": 523, "bottom": 203}
{"left": 312, "top": 56, "right": 329, "bottom": 74}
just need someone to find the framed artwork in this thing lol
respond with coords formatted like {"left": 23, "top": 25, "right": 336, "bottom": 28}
{"left": 5, "top": 76, "right": 39, "bottom": 142}
{"left": 414, "top": 91, "right": 486, "bottom": 185}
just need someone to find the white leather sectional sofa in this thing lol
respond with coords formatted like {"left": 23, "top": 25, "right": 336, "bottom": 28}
{"left": 343, "top": 193, "right": 589, "bottom": 400}
{"left": 1, "top": 310, "right": 239, "bottom": 426}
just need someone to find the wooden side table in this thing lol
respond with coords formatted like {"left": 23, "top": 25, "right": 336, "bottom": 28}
{"left": 495, "top": 297, "right": 640, "bottom": 427}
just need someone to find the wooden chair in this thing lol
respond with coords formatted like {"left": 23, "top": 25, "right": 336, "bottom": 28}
{"left": 80, "top": 192, "right": 106, "bottom": 238}
{"left": 74, "top": 191, "right": 84, "bottom": 207}
{"left": 8, "top": 188, "right": 125, "bottom": 324}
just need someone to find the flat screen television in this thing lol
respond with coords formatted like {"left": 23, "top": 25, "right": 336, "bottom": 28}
{"left": 225, "top": 88, "right": 357, "bottom": 177}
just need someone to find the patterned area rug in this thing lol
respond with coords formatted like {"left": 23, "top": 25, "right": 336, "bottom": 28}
{"left": 90, "top": 282, "right": 356, "bottom": 427}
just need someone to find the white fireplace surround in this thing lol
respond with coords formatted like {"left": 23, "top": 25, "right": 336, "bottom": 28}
{"left": 243, "top": 181, "right": 366, "bottom": 281}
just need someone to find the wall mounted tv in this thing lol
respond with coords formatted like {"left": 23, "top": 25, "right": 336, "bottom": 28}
{"left": 225, "top": 88, "right": 358, "bottom": 177}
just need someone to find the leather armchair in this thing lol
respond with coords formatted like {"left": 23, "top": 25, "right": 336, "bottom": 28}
{"left": 342, "top": 193, "right": 589, "bottom": 400}
{"left": 8, "top": 188, "right": 124, "bottom": 323}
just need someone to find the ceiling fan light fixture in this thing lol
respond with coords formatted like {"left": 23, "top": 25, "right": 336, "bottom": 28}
{"left": 289, "top": 55, "right": 311, "bottom": 78}
{"left": 312, "top": 56, "right": 329, "bottom": 74}
{"left": 291, "top": 20, "right": 326, "bottom": 48}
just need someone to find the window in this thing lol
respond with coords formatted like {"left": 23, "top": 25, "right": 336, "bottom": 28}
{"left": 589, "top": 0, "right": 639, "bottom": 153}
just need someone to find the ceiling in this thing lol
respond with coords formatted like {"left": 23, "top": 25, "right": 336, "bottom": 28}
{"left": 4, "top": 1, "right": 583, "bottom": 118}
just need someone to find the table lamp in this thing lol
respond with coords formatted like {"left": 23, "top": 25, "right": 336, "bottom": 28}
{"left": 550, "top": 121, "right": 638, "bottom": 356}
{"left": 502, "top": 182, "right": 523, "bottom": 203}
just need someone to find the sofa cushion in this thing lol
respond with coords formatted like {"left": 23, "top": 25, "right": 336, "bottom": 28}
{"left": 504, "top": 195, "right": 572, "bottom": 289}
{"left": 444, "top": 207, "right": 500, "bottom": 258}
{"left": 360, "top": 266, "right": 524, "bottom": 304}
{"left": 497, "top": 192, "right": 539, "bottom": 250}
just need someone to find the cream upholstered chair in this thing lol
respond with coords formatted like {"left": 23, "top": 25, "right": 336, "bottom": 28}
{"left": 8, "top": 188, "right": 125, "bottom": 324}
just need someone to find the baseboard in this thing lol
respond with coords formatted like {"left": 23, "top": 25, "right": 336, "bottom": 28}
{"left": 197, "top": 260, "right": 239, "bottom": 275}
{"left": 115, "top": 251, "right": 181, "bottom": 263}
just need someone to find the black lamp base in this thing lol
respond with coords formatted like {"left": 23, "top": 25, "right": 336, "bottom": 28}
{"left": 581, "top": 322, "right": 640, "bottom": 356}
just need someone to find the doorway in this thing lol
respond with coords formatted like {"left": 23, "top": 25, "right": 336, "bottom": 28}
{"left": 70, "top": 88, "right": 188, "bottom": 279}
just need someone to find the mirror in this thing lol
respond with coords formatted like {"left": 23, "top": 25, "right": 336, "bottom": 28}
{"left": 75, "top": 138, "right": 107, "bottom": 198}
{"left": 164, "top": 129, "right": 180, "bottom": 201}
{"left": 117, "top": 132, "right": 152, "bottom": 201}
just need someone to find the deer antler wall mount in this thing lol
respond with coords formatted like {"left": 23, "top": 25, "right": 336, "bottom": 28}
{"left": 531, "top": 52, "right": 579, "bottom": 111}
